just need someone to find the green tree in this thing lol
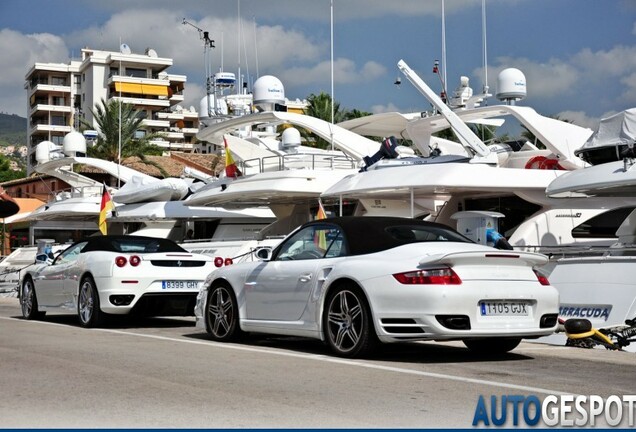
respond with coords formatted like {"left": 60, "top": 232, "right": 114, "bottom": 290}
{"left": 80, "top": 98, "right": 168, "bottom": 177}
{"left": 301, "top": 92, "right": 350, "bottom": 149}
{"left": 0, "top": 154, "right": 25, "bottom": 182}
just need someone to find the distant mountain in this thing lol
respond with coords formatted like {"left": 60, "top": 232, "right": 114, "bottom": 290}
{"left": 0, "top": 113, "right": 27, "bottom": 146}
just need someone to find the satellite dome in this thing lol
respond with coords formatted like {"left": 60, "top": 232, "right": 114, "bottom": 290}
{"left": 62, "top": 130, "right": 86, "bottom": 156}
{"left": 253, "top": 75, "right": 285, "bottom": 110}
{"left": 35, "top": 141, "right": 56, "bottom": 164}
{"left": 496, "top": 68, "right": 526, "bottom": 103}
{"left": 199, "top": 94, "right": 228, "bottom": 119}
{"left": 281, "top": 127, "right": 301, "bottom": 152}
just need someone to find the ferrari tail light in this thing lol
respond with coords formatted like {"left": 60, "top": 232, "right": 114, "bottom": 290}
{"left": 224, "top": 258, "right": 233, "bottom": 266}
{"left": 214, "top": 257, "right": 224, "bottom": 267}
{"left": 393, "top": 268, "right": 462, "bottom": 285}
{"left": 115, "top": 256, "right": 127, "bottom": 267}
{"left": 129, "top": 255, "right": 141, "bottom": 267}
{"left": 534, "top": 269, "right": 550, "bottom": 286}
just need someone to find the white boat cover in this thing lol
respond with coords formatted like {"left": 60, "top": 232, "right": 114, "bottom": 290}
{"left": 575, "top": 108, "right": 636, "bottom": 153}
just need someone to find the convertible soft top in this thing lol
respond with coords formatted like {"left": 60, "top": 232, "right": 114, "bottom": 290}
{"left": 78, "top": 235, "right": 186, "bottom": 254}
{"left": 302, "top": 216, "right": 472, "bottom": 256}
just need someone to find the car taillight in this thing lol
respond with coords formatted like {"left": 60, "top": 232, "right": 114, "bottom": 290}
{"left": 115, "top": 256, "right": 127, "bottom": 267}
{"left": 224, "top": 258, "right": 233, "bottom": 266}
{"left": 214, "top": 257, "right": 224, "bottom": 267}
{"left": 129, "top": 255, "right": 141, "bottom": 267}
{"left": 393, "top": 268, "right": 462, "bottom": 285}
{"left": 534, "top": 269, "right": 550, "bottom": 286}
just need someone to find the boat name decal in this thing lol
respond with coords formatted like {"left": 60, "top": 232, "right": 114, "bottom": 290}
{"left": 559, "top": 304, "right": 612, "bottom": 321}
{"left": 555, "top": 213, "right": 582, "bottom": 218}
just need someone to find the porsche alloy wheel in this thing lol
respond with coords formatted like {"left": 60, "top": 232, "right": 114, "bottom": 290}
{"left": 20, "top": 277, "right": 45, "bottom": 320}
{"left": 206, "top": 284, "right": 241, "bottom": 341}
{"left": 324, "top": 285, "right": 377, "bottom": 358}
{"left": 77, "top": 276, "right": 104, "bottom": 328}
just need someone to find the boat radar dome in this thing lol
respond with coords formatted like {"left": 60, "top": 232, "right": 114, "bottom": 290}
{"left": 62, "top": 130, "right": 86, "bottom": 157}
{"left": 35, "top": 141, "right": 59, "bottom": 164}
{"left": 253, "top": 75, "right": 285, "bottom": 111}
{"left": 199, "top": 94, "right": 229, "bottom": 119}
{"left": 496, "top": 68, "right": 526, "bottom": 104}
{"left": 281, "top": 127, "right": 301, "bottom": 152}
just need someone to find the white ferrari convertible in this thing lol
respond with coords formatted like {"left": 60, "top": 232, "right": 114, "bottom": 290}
{"left": 195, "top": 217, "right": 559, "bottom": 357}
{"left": 20, "top": 235, "right": 215, "bottom": 327}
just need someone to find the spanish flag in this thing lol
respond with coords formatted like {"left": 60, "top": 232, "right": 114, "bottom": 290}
{"left": 99, "top": 185, "right": 113, "bottom": 235}
{"left": 224, "top": 136, "right": 242, "bottom": 178}
{"left": 315, "top": 200, "right": 327, "bottom": 250}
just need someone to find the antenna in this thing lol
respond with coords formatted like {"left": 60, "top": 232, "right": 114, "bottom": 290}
{"left": 481, "top": 0, "right": 489, "bottom": 97}
{"left": 182, "top": 18, "right": 216, "bottom": 116}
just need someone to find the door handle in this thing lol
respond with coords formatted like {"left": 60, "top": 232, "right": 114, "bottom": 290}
{"left": 299, "top": 273, "right": 312, "bottom": 282}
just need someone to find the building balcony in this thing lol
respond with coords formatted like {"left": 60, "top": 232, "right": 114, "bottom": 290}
{"left": 111, "top": 96, "right": 170, "bottom": 108}
{"left": 30, "top": 124, "right": 72, "bottom": 134}
{"left": 156, "top": 112, "right": 184, "bottom": 120}
{"left": 182, "top": 127, "right": 199, "bottom": 135}
{"left": 29, "top": 83, "right": 71, "bottom": 95}
{"left": 141, "top": 119, "right": 170, "bottom": 128}
{"left": 29, "top": 104, "right": 72, "bottom": 116}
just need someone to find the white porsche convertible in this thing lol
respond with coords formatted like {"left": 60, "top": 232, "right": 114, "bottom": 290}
{"left": 20, "top": 235, "right": 215, "bottom": 327}
{"left": 195, "top": 217, "right": 559, "bottom": 357}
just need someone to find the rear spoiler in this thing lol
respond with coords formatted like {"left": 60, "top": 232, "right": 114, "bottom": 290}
{"left": 419, "top": 250, "right": 547, "bottom": 267}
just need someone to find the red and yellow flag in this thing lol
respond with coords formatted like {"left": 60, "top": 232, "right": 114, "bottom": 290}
{"left": 224, "top": 136, "right": 242, "bottom": 178}
{"left": 99, "top": 186, "right": 113, "bottom": 235}
{"left": 315, "top": 200, "right": 327, "bottom": 250}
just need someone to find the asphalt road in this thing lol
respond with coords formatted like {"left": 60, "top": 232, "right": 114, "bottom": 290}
{"left": 1, "top": 296, "right": 635, "bottom": 428}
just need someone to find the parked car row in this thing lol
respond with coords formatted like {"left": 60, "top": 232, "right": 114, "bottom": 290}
{"left": 19, "top": 217, "right": 560, "bottom": 358}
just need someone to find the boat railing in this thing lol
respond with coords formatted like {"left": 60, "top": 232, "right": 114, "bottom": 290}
{"left": 52, "top": 185, "right": 103, "bottom": 201}
{"left": 518, "top": 244, "right": 636, "bottom": 259}
{"left": 239, "top": 153, "right": 357, "bottom": 175}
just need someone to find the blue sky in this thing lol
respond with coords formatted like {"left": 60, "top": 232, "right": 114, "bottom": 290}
{"left": 1, "top": 0, "right": 635, "bottom": 132}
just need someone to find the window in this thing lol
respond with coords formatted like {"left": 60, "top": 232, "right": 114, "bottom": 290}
{"left": 275, "top": 225, "right": 346, "bottom": 260}
{"left": 54, "top": 242, "right": 88, "bottom": 265}
{"left": 126, "top": 67, "right": 147, "bottom": 78}
{"left": 572, "top": 207, "right": 636, "bottom": 238}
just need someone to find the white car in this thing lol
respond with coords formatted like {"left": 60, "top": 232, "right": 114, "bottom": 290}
{"left": 20, "top": 235, "right": 216, "bottom": 327}
{"left": 195, "top": 216, "right": 559, "bottom": 357}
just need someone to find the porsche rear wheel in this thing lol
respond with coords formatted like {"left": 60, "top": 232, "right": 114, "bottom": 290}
{"left": 77, "top": 276, "right": 104, "bottom": 328}
{"left": 463, "top": 337, "right": 521, "bottom": 354}
{"left": 20, "top": 277, "right": 45, "bottom": 320}
{"left": 323, "top": 284, "right": 377, "bottom": 358}
{"left": 206, "top": 284, "right": 242, "bottom": 341}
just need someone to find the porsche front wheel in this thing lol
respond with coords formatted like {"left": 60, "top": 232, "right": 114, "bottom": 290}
{"left": 206, "top": 284, "right": 242, "bottom": 341}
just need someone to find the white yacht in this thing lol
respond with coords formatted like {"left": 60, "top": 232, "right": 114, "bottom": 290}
{"left": 322, "top": 60, "right": 633, "bottom": 254}
{"left": 542, "top": 109, "right": 636, "bottom": 341}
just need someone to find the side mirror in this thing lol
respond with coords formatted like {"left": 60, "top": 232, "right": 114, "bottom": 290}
{"left": 254, "top": 247, "right": 272, "bottom": 261}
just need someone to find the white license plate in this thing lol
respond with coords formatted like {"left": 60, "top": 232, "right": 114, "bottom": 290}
{"left": 161, "top": 280, "right": 200, "bottom": 290}
{"left": 480, "top": 301, "right": 529, "bottom": 316}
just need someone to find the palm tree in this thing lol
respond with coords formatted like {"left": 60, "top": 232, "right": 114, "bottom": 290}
{"left": 80, "top": 98, "right": 168, "bottom": 177}
{"left": 301, "top": 92, "right": 350, "bottom": 149}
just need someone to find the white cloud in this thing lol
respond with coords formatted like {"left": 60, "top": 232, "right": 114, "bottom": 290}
{"left": 370, "top": 102, "right": 402, "bottom": 114}
{"left": 0, "top": 29, "right": 69, "bottom": 115}
{"left": 281, "top": 58, "right": 386, "bottom": 87}
{"left": 555, "top": 110, "right": 600, "bottom": 130}
{"left": 480, "top": 56, "right": 579, "bottom": 100}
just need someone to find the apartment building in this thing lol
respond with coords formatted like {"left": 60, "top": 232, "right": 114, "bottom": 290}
{"left": 24, "top": 45, "right": 198, "bottom": 174}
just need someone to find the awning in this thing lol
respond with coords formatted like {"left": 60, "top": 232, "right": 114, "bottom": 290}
{"left": 115, "top": 82, "right": 143, "bottom": 94}
{"left": 141, "top": 84, "right": 169, "bottom": 96}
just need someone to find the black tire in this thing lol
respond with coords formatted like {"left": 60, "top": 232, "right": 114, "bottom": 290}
{"left": 77, "top": 275, "right": 105, "bottom": 328}
{"left": 20, "top": 276, "right": 45, "bottom": 320}
{"left": 463, "top": 337, "right": 521, "bottom": 354}
{"left": 205, "top": 283, "right": 242, "bottom": 341}
{"left": 323, "top": 284, "right": 378, "bottom": 358}
{"left": 564, "top": 318, "right": 592, "bottom": 334}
